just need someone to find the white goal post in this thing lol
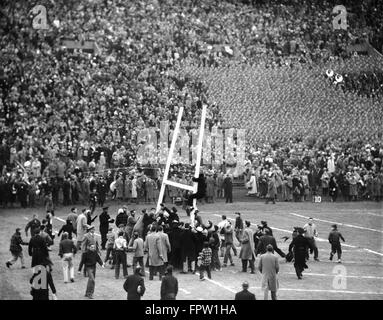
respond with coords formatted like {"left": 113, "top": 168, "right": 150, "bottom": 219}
{"left": 156, "top": 105, "right": 207, "bottom": 224}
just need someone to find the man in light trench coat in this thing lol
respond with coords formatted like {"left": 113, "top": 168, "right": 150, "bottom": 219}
{"left": 258, "top": 244, "right": 279, "bottom": 300}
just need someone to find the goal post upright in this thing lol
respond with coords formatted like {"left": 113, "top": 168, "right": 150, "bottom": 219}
{"left": 156, "top": 106, "right": 184, "bottom": 213}
{"left": 193, "top": 104, "right": 207, "bottom": 208}
{"left": 156, "top": 104, "right": 208, "bottom": 217}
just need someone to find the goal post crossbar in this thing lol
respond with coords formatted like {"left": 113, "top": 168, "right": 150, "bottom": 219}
{"left": 163, "top": 179, "right": 194, "bottom": 192}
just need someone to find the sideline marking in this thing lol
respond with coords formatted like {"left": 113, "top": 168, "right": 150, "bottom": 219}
{"left": 195, "top": 272, "right": 237, "bottom": 293}
{"left": 286, "top": 272, "right": 383, "bottom": 280}
{"left": 249, "top": 286, "right": 383, "bottom": 295}
{"left": 288, "top": 212, "right": 383, "bottom": 233}
{"left": 179, "top": 288, "right": 191, "bottom": 295}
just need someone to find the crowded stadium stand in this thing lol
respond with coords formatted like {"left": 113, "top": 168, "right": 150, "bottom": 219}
{"left": 0, "top": 0, "right": 382, "bottom": 207}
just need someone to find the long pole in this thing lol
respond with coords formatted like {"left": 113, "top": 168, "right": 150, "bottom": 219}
{"left": 192, "top": 105, "right": 207, "bottom": 209}
{"left": 156, "top": 107, "right": 184, "bottom": 213}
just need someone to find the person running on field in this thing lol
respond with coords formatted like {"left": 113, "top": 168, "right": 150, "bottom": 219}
{"left": 6, "top": 228, "right": 28, "bottom": 269}
{"left": 328, "top": 224, "right": 346, "bottom": 263}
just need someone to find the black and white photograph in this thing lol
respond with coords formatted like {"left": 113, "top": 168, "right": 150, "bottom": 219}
{"left": 0, "top": 0, "right": 382, "bottom": 304}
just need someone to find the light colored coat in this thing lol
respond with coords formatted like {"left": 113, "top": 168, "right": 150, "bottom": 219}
{"left": 247, "top": 174, "right": 257, "bottom": 194}
{"left": 258, "top": 252, "right": 279, "bottom": 292}
{"left": 76, "top": 213, "right": 88, "bottom": 242}
{"left": 131, "top": 178, "right": 138, "bottom": 198}
{"left": 206, "top": 176, "right": 215, "bottom": 198}
{"left": 146, "top": 178, "right": 155, "bottom": 199}
{"left": 158, "top": 231, "right": 171, "bottom": 263}
{"left": 81, "top": 232, "right": 99, "bottom": 253}
{"left": 239, "top": 227, "right": 255, "bottom": 260}
{"left": 144, "top": 232, "right": 164, "bottom": 267}
{"left": 115, "top": 177, "right": 124, "bottom": 198}
{"left": 133, "top": 213, "right": 145, "bottom": 237}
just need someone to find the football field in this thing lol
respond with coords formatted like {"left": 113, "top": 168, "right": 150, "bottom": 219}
{"left": 1, "top": 200, "right": 382, "bottom": 300}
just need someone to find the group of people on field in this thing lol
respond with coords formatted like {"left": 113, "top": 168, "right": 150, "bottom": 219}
{"left": 6, "top": 202, "right": 346, "bottom": 300}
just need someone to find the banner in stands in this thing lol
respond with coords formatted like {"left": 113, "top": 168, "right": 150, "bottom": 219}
{"left": 136, "top": 121, "right": 246, "bottom": 173}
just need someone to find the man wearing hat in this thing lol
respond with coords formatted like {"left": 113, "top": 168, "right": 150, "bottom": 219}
{"left": 99, "top": 206, "right": 114, "bottom": 250}
{"left": 328, "top": 224, "right": 346, "bottom": 263}
{"left": 97, "top": 176, "right": 108, "bottom": 207}
{"left": 288, "top": 227, "right": 309, "bottom": 279}
{"left": 235, "top": 281, "right": 256, "bottom": 300}
{"left": 260, "top": 221, "right": 273, "bottom": 236}
{"left": 6, "top": 228, "right": 28, "bottom": 269}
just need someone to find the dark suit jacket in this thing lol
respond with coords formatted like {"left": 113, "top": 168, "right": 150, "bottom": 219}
{"left": 255, "top": 235, "right": 277, "bottom": 256}
{"left": 161, "top": 275, "right": 178, "bottom": 300}
{"left": 235, "top": 289, "right": 256, "bottom": 300}
{"left": 123, "top": 274, "right": 145, "bottom": 300}
{"left": 28, "top": 234, "right": 50, "bottom": 267}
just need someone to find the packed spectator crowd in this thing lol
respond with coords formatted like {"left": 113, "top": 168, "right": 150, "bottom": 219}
{"left": 0, "top": 0, "right": 382, "bottom": 209}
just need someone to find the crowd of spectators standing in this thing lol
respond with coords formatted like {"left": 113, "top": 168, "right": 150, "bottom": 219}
{"left": 0, "top": 0, "right": 382, "bottom": 209}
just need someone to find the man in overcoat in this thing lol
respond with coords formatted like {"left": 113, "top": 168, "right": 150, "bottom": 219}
{"left": 99, "top": 207, "right": 113, "bottom": 250}
{"left": 180, "top": 223, "right": 197, "bottom": 273}
{"left": 144, "top": 225, "right": 164, "bottom": 280}
{"left": 258, "top": 244, "right": 279, "bottom": 300}
{"left": 76, "top": 209, "right": 89, "bottom": 250}
{"left": 223, "top": 174, "right": 233, "bottom": 203}
{"left": 239, "top": 221, "right": 255, "bottom": 273}
{"left": 288, "top": 227, "right": 309, "bottom": 279}
{"left": 157, "top": 225, "right": 171, "bottom": 274}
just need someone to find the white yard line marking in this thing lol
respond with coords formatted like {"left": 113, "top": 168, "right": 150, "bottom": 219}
{"left": 195, "top": 272, "right": 236, "bottom": 293}
{"left": 317, "top": 260, "right": 383, "bottom": 266}
{"left": 363, "top": 212, "right": 383, "bottom": 218}
{"left": 179, "top": 288, "right": 191, "bottom": 295}
{"left": 286, "top": 272, "right": 383, "bottom": 280}
{"left": 288, "top": 212, "right": 383, "bottom": 233}
{"left": 317, "top": 248, "right": 365, "bottom": 253}
{"left": 212, "top": 214, "right": 382, "bottom": 256}
{"left": 363, "top": 249, "right": 383, "bottom": 257}
{"left": 249, "top": 286, "right": 383, "bottom": 295}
